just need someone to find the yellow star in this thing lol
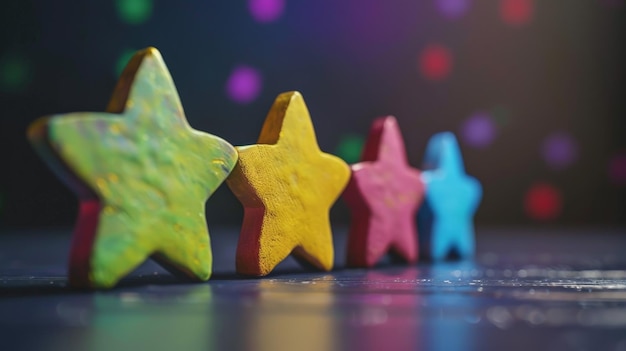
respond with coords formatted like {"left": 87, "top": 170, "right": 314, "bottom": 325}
{"left": 227, "top": 92, "right": 350, "bottom": 276}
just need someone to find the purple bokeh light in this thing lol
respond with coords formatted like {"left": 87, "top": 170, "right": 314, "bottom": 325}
{"left": 248, "top": 0, "right": 285, "bottom": 23}
{"left": 541, "top": 132, "right": 578, "bottom": 170}
{"left": 609, "top": 153, "right": 626, "bottom": 185}
{"left": 226, "top": 66, "right": 262, "bottom": 104}
{"left": 436, "top": 0, "right": 471, "bottom": 19}
{"left": 461, "top": 112, "right": 496, "bottom": 148}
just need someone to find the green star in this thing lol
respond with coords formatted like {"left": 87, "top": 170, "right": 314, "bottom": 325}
{"left": 28, "top": 47, "right": 237, "bottom": 288}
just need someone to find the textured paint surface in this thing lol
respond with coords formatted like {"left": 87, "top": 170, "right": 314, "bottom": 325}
{"left": 226, "top": 91, "right": 350, "bottom": 276}
{"left": 27, "top": 47, "right": 238, "bottom": 288}
{"left": 417, "top": 132, "right": 482, "bottom": 260}
{"left": 343, "top": 116, "right": 425, "bottom": 267}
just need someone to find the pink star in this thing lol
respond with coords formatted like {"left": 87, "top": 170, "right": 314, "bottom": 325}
{"left": 343, "top": 116, "right": 425, "bottom": 267}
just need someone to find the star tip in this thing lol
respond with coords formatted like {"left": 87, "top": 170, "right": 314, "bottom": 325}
{"left": 381, "top": 115, "right": 400, "bottom": 129}
{"left": 127, "top": 46, "right": 163, "bottom": 65}
{"left": 278, "top": 91, "right": 305, "bottom": 104}
{"left": 427, "top": 131, "right": 460, "bottom": 153}
{"left": 286, "top": 90, "right": 303, "bottom": 98}
{"left": 369, "top": 115, "right": 399, "bottom": 135}
{"left": 473, "top": 176, "right": 483, "bottom": 188}
{"left": 222, "top": 144, "right": 239, "bottom": 164}
{"left": 443, "top": 133, "right": 462, "bottom": 150}
{"left": 437, "top": 131, "right": 458, "bottom": 142}
{"left": 141, "top": 46, "right": 162, "bottom": 57}
{"left": 321, "top": 264, "right": 334, "bottom": 272}
{"left": 271, "top": 91, "right": 308, "bottom": 116}
{"left": 256, "top": 264, "right": 274, "bottom": 276}
{"left": 126, "top": 47, "right": 163, "bottom": 66}
{"left": 197, "top": 272, "right": 211, "bottom": 282}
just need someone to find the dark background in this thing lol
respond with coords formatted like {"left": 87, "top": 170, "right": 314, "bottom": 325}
{"left": 0, "top": 0, "right": 624, "bottom": 229}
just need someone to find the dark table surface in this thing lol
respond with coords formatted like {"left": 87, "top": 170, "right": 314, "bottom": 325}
{"left": 1, "top": 227, "right": 626, "bottom": 351}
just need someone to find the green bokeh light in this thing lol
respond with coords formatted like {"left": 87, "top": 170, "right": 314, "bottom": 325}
{"left": 115, "top": 0, "right": 153, "bottom": 25}
{"left": 0, "top": 53, "right": 31, "bottom": 93}
{"left": 491, "top": 105, "right": 512, "bottom": 127}
{"left": 115, "top": 49, "right": 137, "bottom": 77}
{"left": 336, "top": 134, "right": 365, "bottom": 164}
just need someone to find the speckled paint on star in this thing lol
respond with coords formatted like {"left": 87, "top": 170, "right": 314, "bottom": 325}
{"left": 226, "top": 91, "right": 350, "bottom": 276}
{"left": 28, "top": 47, "right": 238, "bottom": 288}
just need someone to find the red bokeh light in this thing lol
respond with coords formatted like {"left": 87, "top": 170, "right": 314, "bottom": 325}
{"left": 524, "top": 183, "right": 562, "bottom": 221}
{"left": 419, "top": 44, "right": 452, "bottom": 81}
{"left": 609, "top": 153, "right": 626, "bottom": 186}
{"left": 500, "top": 0, "right": 533, "bottom": 26}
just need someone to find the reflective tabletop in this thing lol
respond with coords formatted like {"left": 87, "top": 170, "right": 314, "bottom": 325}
{"left": 1, "top": 228, "right": 626, "bottom": 351}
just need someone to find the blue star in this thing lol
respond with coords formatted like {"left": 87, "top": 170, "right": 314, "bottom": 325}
{"left": 417, "top": 132, "right": 482, "bottom": 260}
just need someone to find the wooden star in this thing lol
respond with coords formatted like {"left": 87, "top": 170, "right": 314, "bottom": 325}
{"left": 226, "top": 91, "right": 350, "bottom": 276}
{"left": 27, "top": 47, "right": 238, "bottom": 288}
{"left": 342, "top": 116, "right": 425, "bottom": 267}
{"left": 417, "top": 132, "right": 482, "bottom": 260}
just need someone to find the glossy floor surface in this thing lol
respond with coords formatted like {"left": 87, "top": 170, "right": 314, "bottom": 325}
{"left": 1, "top": 228, "right": 626, "bottom": 351}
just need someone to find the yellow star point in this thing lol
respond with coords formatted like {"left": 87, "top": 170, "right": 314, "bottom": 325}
{"left": 227, "top": 91, "right": 350, "bottom": 276}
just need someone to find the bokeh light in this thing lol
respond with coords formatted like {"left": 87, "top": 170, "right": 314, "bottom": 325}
{"left": 524, "top": 183, "right": 562, "bottom": 221}
{"left": 115, "top": 49, "right": 136, "bottom": 77}
{"left": 608, "top": 153, "right": 626, "bottom": 186}
{"left": 226, "top": 65, "right": 262, "bottom": 104}
{"left": 115, "top": 0, "right": 153, "bottom": 25}
{"left": 461, "top": 112, "right": 497, "bottom": 148}
{"left": 336, "top": 135, "right": 365, "bottom": 164}
{"left": 500, "top": 0, "right": 533, "bottom": 26}
{"left": 435, "top": 0, "right": 471, "bottom": 19}
{"left": 0, "top": 53, "right": 31, "bottom": 93}
{"left": 249, "top": 0, "right": 285, "bottom": 23}
{"left": 491, "top": 105, "right": 512, "bottom": 127}
{"left": 419, "top": 44, "right": 452, "bottom": 81}
{"left": 541, "top": 132, "right": 578, "bottom": 170}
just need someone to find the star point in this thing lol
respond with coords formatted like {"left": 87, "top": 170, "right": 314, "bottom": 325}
{"left": 343, "top": 116, "right": 425, "bottom": 267}
{"left": 226, "top": 91, "right": 350, "bottom": 276}
{"left": 28, "top": 47, "right": 237, "bottom": 288}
